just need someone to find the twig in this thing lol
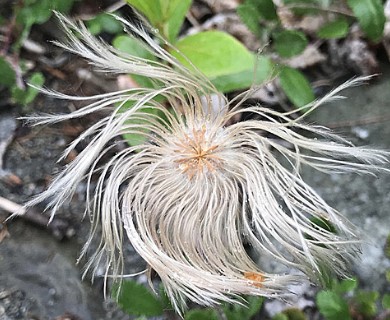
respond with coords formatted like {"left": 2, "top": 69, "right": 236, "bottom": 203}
{"left": 0, "top": 196, "right": 24, "bottom": 214}
{"left": 0, "top": 196, "right": 75, "bottom": 240}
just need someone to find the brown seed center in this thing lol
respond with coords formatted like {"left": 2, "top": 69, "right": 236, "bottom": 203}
{"left": 174, "top": 125, "right": 221, "bottom": 179}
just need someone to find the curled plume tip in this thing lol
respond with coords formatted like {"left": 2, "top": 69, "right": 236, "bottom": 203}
{"left": 20, "top": 12, "right": 389, "bottom": 313}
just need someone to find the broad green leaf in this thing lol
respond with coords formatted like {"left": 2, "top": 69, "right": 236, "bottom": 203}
{"left": 185, "top": 309, "right": 219, "bottom": 320}
{"left": 316, "top": 291, "right": 351, "bottom": 320}
{"left": 317, "top": 18, "right": 349, "bottom": 39}
{"left": 173, "top": 31, "right": 272, "bottom": 92}
{"left": 382, "top": 293, "right": 390, "bottom": 309}
{"left": 113, "top": 280, "right": 164, "bottom": 316}
{"left": 273, "top": 30, "right": 308, "bottom": 58}
{"left": 0, "top": 57, "right": 16, "bottom": 87}
{"left": 127, "top": 0, "right": 191, "bottom": 42}
{"left": 347, "top": 0, "right": 385, "bottom": 42}
{"left": 173, "top": 31, "right": 254, "bottom": 78}
{"left": 279, "top": 67, "right": 314, "bottom": 108}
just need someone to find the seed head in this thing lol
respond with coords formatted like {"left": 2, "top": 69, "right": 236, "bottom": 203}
{"left": 18, "top": 13, "right": 389, "bottom": 313}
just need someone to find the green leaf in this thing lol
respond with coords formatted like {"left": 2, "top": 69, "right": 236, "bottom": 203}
{"left": 382, "top": 293, "right": 390, "bottom": 309}
{"left": 273, "top": 30, "right": 308, "bottom": 58}
{"left": 127, "top": 0, "right": 191, "bottom": 42}
{"left": 386, "top": 269, "right": 390, "bottom": 282}
{"left": 0, "top": 57, "right": 16, "bottom": 87}
{"left": 317, "top": 18, "right": 349, "bottom": 39}
{"left": 173, "top": 31, "right": 254, "bottom": 78}
{"left": 316, "top": 291, "right": 352, "bottom": 320}
{"left": 279, "top": 67, "right": 314, "bottom": 108}
{"left": 185, "top": 309, "right": 219, "bottom": 320}
{"left": 113, "top": 280, "right": 164, "bottom": 317}
{"left": 173, "top": 31, "right": 272, "bottom": 92}
{"left": 347, "top": 0, "right": 385, "bottom": 42}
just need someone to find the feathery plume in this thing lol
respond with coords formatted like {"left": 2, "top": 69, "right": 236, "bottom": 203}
{"left": 19, "top": 13, "right": 389, "bottom": 312}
